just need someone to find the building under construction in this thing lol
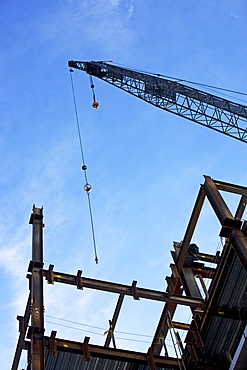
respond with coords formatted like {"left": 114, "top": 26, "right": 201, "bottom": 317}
{"left": 11, "top": 175, "right": 247, "bottom": 370}
{"left": 11, "top": 62, "right": 247, "bottom": 369}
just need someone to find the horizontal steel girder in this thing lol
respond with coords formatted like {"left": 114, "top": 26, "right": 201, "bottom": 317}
{"left": 43, "top": 336, "right": 181, "bottom": 368}
{"left": 43, "top": 268, "right": 205, "bottom": 308}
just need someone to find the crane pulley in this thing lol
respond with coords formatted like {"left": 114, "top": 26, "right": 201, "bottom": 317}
{"left": 68, "top": 60, "right": 247, "bottom": 143}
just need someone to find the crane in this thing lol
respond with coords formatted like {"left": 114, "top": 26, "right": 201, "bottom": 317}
{"left": 68, "top": 60, "right": 247, "bottom": 143}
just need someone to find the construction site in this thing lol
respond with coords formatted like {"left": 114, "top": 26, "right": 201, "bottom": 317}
{"left": 10, "top": 61, "right": 247, "bottom": 370}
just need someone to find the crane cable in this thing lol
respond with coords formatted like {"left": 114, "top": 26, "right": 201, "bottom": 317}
{"left": 69, "top": 69, "right": 99, "bottom": 264}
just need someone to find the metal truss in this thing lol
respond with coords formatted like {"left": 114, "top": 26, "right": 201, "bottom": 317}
{"left": 68, "top": 61, "right": 247, "bottom": 143}
{"left": 11, "top": 176, "right": 247, "bottom": 370}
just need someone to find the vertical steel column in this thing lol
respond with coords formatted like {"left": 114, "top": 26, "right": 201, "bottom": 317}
{"left": 29, "top": 206, "right": 45, "bottom": 370}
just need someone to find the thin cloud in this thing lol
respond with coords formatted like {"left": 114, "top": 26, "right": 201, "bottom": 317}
{"left": 36, "top": 0, "right": 135, "bottom": 53}
{"left": 230, "top": 12, "right": 240, "bottom": 19}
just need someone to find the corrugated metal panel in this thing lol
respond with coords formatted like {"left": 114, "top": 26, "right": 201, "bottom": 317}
{"left": 44, "top": 348, "right": 179, "bottom": 370}
{"left": 199, "top": 248, "right": 247, "bottom": 368}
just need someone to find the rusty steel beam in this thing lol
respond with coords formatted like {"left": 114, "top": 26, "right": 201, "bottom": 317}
{"left": 181, "top": 267, "right": 202, "bottom": 299}
{"left": 203, "top": 176, "right": 242, "bottom": 229}
{"left": 146, "top": 347, "right": 156, "bottom": 370}
{"left": 29, "top": 206, "right": 45, "bottom": 370}
{"left": 230, "top": 229, "right": 247, "bottom": 271}
{"left": 190, "top": 265, "right": 215, "bottom": 279}
{"left": 176, "top": 185, "right": 206, "bottom": 272}
{"left": 11, "top": 293, "right": 31, "bottom": 370}
{"left": 196, "top": 252, "right": 220, "bottom": 264}
{"left": 43, "top": 269, "right": 205, "bottom": 308}
{"left": 172, "top": 321, "right": 191, "bottom": 330}
{"left": 43, "top": 336, "right": 181, "bottom": 368}
{"left": 214, "top": 179, "right": 247, "bottom": 196}
{"left": 151, "top": 302, "right": 177, "bottom": 355}
{"left": 104, "top": 294, "right": 124, "bottom": 347}
{"left": 235, "top": 195, "right": 247, "bottom": 221}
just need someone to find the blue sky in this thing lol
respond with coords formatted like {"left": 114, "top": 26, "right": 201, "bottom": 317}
{"left": 1, "top": 0, "right": 247, "bottom": 368}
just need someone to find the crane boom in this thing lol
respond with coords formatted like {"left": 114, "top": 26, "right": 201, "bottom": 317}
{"left": 68, "top": 60, "right": 247, "bottom": 143}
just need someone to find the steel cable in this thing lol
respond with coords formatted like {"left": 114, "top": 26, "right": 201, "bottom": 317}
{"left": 69, "top": 69, "right": 98, "bottom": 263}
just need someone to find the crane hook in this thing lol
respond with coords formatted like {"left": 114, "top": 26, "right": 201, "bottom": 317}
{"left": 92, "top": 101, "right": 99, "bottom": 109}
{"left": 89, "top": 75, "right": 99, "bottom": 109}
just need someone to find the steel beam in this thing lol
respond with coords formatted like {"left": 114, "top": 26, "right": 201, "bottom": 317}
{"left": 214, "top": 180, "right": 247, "bottom": 196}
{"left": 195, "top": 252, "right": 220, "bottom": 264}
{"left": 43, "top": 336, "right": 181, "bottom": 368}
{"left": 203, "top": 176, "right": 242, "bottom": 229}
{"left": 190, "top": 265, "right": 215, "bottom": 279}
{"left": 11, "top": 293, "right": 31, "bottom": 370}
{"left": 176, "top": 185, "right": 206, "bottom": 272}
{"left": 29, "top": 206, "right": 45, "bottom": 370}
{"left": 104, "top": 294, "right": 124, "bottom": 347}
{"left": 151, "top": 303, "right": 177, "bottom": 355}
{"left": 230, "top": 229, "right": 247, "bottom": 271}
{"left": 235, "top": 195, "right": 247, "bottom": 221}
{"left": 43, "top": 269, "right": 204, "bottom": 308}
{"left": 172, "top": 321, "right": 190, "bottom": 330}
{"left": 181, "top": 267, "right": 202, "bottom": 299}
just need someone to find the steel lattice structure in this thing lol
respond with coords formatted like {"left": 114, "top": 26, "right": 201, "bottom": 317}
{"left": 68, "top": 60, "right": 247, "bottom": 143}
{"left": 11, "top": 176, "right": 247, "bottom": 370}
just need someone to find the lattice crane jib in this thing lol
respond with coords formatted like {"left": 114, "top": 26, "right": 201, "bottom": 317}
{"left": 68, "top": 60, "right": 247, "bottom": 143}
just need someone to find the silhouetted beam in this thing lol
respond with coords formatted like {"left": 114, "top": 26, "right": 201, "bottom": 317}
{"left": 214, "top": 180, "right": 247, "bottom": 196}
{"left": 11, "top": 293, "right": 31, "bottom": 370}
{"left": 29, "top": 206, "right": 45, "bottom": 370}
{"left": 191, "top": 266, "right": 215, "bottom": 279}
{"left": 43, "top": 336, "right": 182, "bottom": 368}
{"left": 203, "top": 176, "right": 242, "bottom": 229}
{"left": 151, "top": 303, "right": 177, "bottom": 355}
{"left": 176, "top": 185, "right": 206, "bottom": 272}
{"left": 43, "top": 269, "right": 204, "bottom": 308}
{"left": 230, "top": 229, "right": 247, "bottom": 271}
{"left": 181, "top": 267, "right": 202, "bottom": 299}
{"left": 196, "top": 252, "right": 220, "bottom": 264}
{"left": 172, "top": 321, "right": 191, "bottom": 330}
{"left": 104, "top": 294, "right": 124, "bottom": 347}
{"left": 235, "top": 195, "right": 247, "bottom": 220}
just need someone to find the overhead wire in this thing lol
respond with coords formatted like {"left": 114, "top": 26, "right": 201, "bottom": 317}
{"left": 69, "top": 69, "right": 99, "bottom": 264}
{"left": 112, "top": 62, "right": 247, "bottom": 103}
{"left": 44, "top": 317, "right": 175, "bottom": 347}
{"left": 45, "top": 314, "right": 176, "bottom": 346}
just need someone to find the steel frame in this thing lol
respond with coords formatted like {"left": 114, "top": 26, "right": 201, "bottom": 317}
{"left": 11, "top": 176, "right": 247, "bottom": 369}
